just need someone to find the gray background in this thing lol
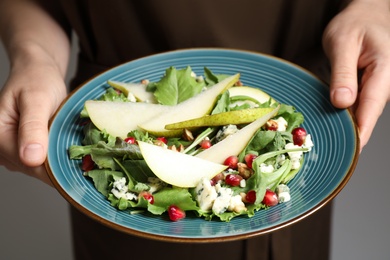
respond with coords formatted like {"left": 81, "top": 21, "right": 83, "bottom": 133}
{"left": 0, "top": 37, "right": 389, "bottom": 260}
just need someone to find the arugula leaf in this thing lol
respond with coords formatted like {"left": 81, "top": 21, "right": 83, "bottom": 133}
{"left": 154, "top": 66, "right": 205, "bottom": 105}
{"left": 84, "top": 170, "right": 125, "bottom": 197}
{"left": 248, "top": 148, "right": 307, "bottom": 204}
{"left": 203, "top": 67, "right": 230, "bottom": 86}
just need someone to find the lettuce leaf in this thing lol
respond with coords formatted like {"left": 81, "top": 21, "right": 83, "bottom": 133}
{"left": 154, "top": 66, "right": 205, "bottom": 105}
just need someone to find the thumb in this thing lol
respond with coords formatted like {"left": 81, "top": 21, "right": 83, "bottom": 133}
{"left": 18, "top": 90, "right": 53, "bottom": 167}
{"left": 323, "top": 34, "right": 360, "bottom": 109}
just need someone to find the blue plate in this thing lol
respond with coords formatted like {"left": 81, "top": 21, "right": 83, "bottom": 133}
{"left": 46, "top": 49, "right": 359, "bottom": 242}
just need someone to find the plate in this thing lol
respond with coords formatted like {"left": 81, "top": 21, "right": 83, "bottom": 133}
{"left": 46, "top": 48, "right": 359, "bottom": 242}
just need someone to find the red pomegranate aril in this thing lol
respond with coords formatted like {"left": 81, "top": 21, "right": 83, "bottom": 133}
{"left": 244, "top": 154, "right": 257, "bottom": 169}
{"left": 81, "top": 155, "right": 94, "bottom": 171}
{"left": 168, "top": 205, "right": 186, "bottom": 221}
{"left": 245, "top": 190, "right": 257, "bottom": 204}
{"left": 225, "top": 174, "right": 243, "bottom": 187}
{"left": 139, "top": 191, "right": 154, "bottom": 204}
{"left": 124, "top": 137, "right": 136, "bottom": 144}
{"left": 262, "top": 189, "right": 278, "bottom": 207}
{"left": 211, "top": 172, "right": 224, "bottom": 186}
{"left": 156, "top": 136, "right": 168, "bottom": 144}
{"left": 200, "top": 139, "right": 212, "bottom": 149}
{"left": 292, "top": 127, "right": 307, "bottom": 146}
{"left": 224, "top": 155, "right": 239, "bottom": 169}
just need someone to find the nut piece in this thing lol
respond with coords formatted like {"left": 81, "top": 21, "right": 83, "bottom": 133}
{"left": 237, "top": 162, "right": 253, "bottom": 179}
{"left": 169, "top": 144, "right": 185, "bottom": 153}
{"left": 182, "top": 128, "right": 194, "bottom": 141}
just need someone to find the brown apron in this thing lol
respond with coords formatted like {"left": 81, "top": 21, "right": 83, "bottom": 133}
{"left": 58, "top": 0, "right": 345, "bottom": 259}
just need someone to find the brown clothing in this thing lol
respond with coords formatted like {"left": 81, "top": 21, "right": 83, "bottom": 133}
{"left": 55, "top": 0, "right": 346, "bottom": 259}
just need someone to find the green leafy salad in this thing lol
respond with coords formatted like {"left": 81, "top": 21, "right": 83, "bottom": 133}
{"left": 68, "top": 66, "right": 314, "bottom": 222}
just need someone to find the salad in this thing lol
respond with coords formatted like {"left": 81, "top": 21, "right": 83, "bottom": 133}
{"left": 68, "top": 66, "right": 314, "bottom": 222}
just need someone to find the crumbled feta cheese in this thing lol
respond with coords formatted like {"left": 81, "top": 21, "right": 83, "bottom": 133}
{"left": 212, "top": 184, "right": 234, "bottom": 214}
{"left": 260, "top": 163, "right": 274, "bottom": 173}
{"left": 228, "top": 194, "right": 246, "bottom": 213}
{"left": 111, "top": 177, "right": 138, "bottom": 201}
{"left": 274, "top": 117, "right": 288, "bottom": 131}
{"left": 276, "top": 184, "right": 291, "bottom": 203}
{"left": 303, "top": 134, "right": 314, "bottom": 151}
{"left": 215, "top": 125, "right": 238, "bottom": 142}
{"left": 127, "top": 92, "right": 137, "bottom": 102}
{"left": 285, "top": 143, "right": 303, "bottom": 170}
{"left": 239, "top": 179, "right": 246, "bottom": 188}
{"left": 195, "top": 178, "right": 218, "bottom": 212}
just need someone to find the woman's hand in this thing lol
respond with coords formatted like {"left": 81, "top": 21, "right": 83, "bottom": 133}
{"left": 323, "top": 0, "right": 390, "bottom": 151}
{"left": 0, "top": 0, "right": 70, "bottom": 185}
{"left": 0, "top": 57, "right": 67, "bottom": 185}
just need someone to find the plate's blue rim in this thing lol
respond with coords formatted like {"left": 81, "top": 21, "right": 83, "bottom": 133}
{"left": 45, "top": 48, "right": 360, "bottom": 243}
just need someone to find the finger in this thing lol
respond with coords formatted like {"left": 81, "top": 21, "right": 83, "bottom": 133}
{"left": 354, "top": 66, "right": 390, "bottom": 149}
{"left": 17, "top": 89, "right": 53, "bottom": 167}
{"left": 324, "top": 32, "right": 361, "bottom": 108}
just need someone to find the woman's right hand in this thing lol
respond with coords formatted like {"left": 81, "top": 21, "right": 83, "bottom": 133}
{"left": 0, "top": 0, "right": 71, "bottom": 185}
{"left": 0, "top": 55, "right": 67, "bottom": 185}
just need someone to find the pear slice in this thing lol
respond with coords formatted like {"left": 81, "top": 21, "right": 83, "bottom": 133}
{"left": 107, "top": 80, "right": 157, "bottom": 103}
{"left": 138, "top": 141, "right": 227, "bottom": 188}
{"left": 85, "top": 100, "right": 170, "bottom": 138}
{"left": 229, "top": 86, "right": 276, "bottom": 107}
{"left": 165, "top": 107, "right": 275, "bottom": 130}
{"left": 195, "top": 105, "right": 280, "bottom": 163}
{"left": 138, "top": 73, "right": 240, "bottom": 137}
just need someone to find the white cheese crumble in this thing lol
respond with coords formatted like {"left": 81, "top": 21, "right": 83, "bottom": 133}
{"left": 195, "top": 178, "right": 247, "bottom": 215}
{"left": 195, "top": 178, "right": 218, "bottom": 212}
{"left": 228, "top": 194, "right": 247, "bottom": 213}
{"left": 276, "top": 184, "right": 291, "bottom": 203}
{"left": 303, "top": 134, "right": 314, "bottom": 151}
{"left": 111, "top": 177, "right": 138, "bottom": 201}
{"left": 285, "top": 143, "right": 303, "bottom": 170}
{"left": 127, "top": 92, "right": 137, "bottom": 103}
{"left": 215, "top": 125, "right": 238, "bottom": 142}
{"left": 275, "top": 117, "right": 288, "bottom": 131}
{"left": 212, "top": 184, "right": 233, "bottom": 214}
{"left": 260, "top": 163, "right": 275, "bottom": 173}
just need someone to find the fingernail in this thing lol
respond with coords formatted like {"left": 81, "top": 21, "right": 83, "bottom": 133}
{"left": 23, "top": 143, "right": 44, "bottom": 163}
{"left": 333, "top": 87, "right": 353, "bottom": 104}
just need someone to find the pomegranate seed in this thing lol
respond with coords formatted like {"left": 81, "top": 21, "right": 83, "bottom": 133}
{"left": 200, "top": 139, "right": 212, "bottom": 149}
{"left": 225, "top": 174, "right": 243, "bottom": 187}
{"left": 124, "top": 137, "right": 136, "bottom": 144}
{"left": 262, "top": 189, "right": 278, "bottom": 207}
{"left": 224, "top": 155, "right": 239, "bottom": 169}
{"left": 167, "top": 205, "right": 186, "bottom": 221}
{"left": 81, "top": 155, "right": 94, "bottom": 171}
{"left": 292, "top": 127, "right": 307, "bottom": 146}
{"left": 245, "top": 190, "right": 257, "bottom": 204}
{"left": 244, "top": 154, "right": 257, "bottom": 169}
{"left": 139, "top": 191, "right": 154, "bottom": 204}
{"left": 210, "top": 172, "right": 224, "bottom": 186}
{"left": 156, "top": 136, "right": 168, "bottom": 144}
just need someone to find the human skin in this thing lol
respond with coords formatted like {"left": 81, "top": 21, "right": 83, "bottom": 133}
{"left": 0, "top": 0, "right": 389, "bottom": 184}
{"left": 323, "top": 0, "right": 390, "bottom": 151}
